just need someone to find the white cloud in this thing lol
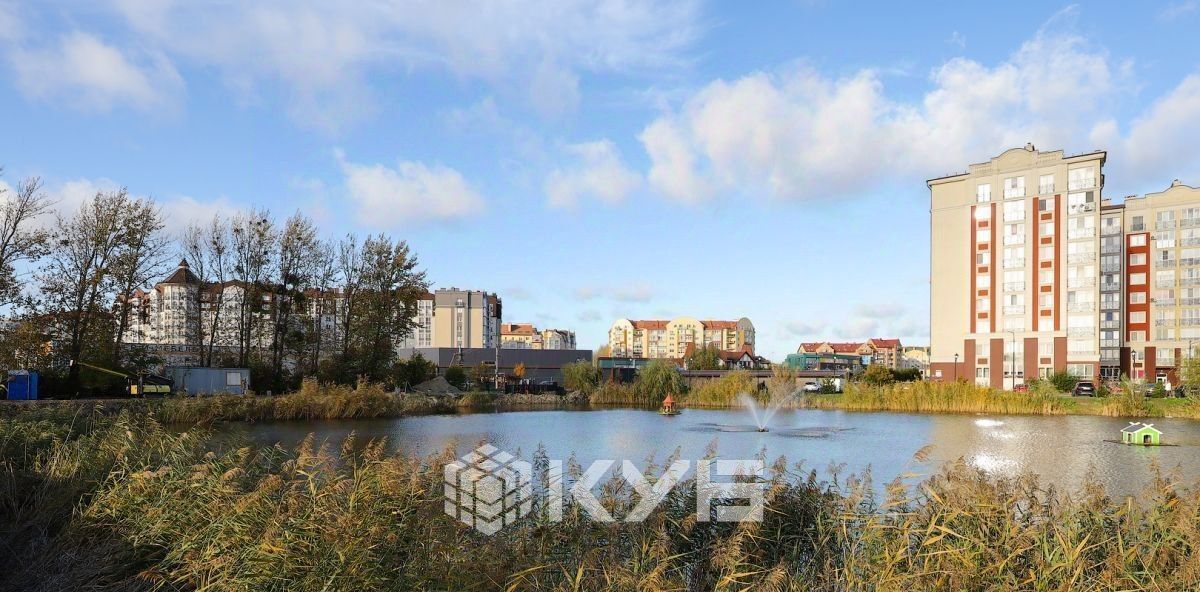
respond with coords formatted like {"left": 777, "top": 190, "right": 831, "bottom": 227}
{"left": 97, "top": 0, "right": 702, "bottom": 127}
{"left": 1158, "top": 1, "right": 1199, "bottom": 20}
{"left": 545, "top": 140, "right": 641, "bottom": 208}
{"left": 0, "top": 2, "right": 18, "bottom": 42}
{"left": 1092, "top": 74, "right": 1200, "bottom": 190}
{"left": 8, "top": 31, "right": 181, "bottom": 111}
{"left": 336, "top": 150, "right": 485, "bottom": 227}
{"left": 37, "top": 178, "right": 242, "bottom": 235}
{"left": 783, "top": 320, "right": 826, "bottom": 338}
{"left": 640, "top": 26, "right": 1125, "bottom": 202}
{"left": 856, "top": 302, "right": 905, "bottom": 320}
{"left": 577, "top": 309, "right": 602, "bottom": 322}
{"left": 574, "top": 286, "right": 602, "bottom": 301}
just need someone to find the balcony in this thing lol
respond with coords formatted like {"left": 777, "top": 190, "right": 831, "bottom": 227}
{"left": 1069, "top": 203, "right": 1095, "bottom": 215}
{"left": 1069, "top": 178, "right": 1096, "bottom": 191}
{"left": 1155, "top": 298, "right": 1177, "bottom": 306}
{"left": 1100, "top": 244, "right": 1121, "bottom": 254}
{"left": 1003, "top": 258, "right": 1026, "bottom": 269}
{"left": 1158, "top": 259, "right": 1178, "bottom": 268}
{"left": 1004, "top": 212, "right": 1027, "bottom": 222}
{"left": 1183, "top": 278, "right": 1200, "bottom": 287}
{"left": 1067, "top": 302, "right": 1095, "bottom": 312}
{"left": 1003, "top": 281, "right": 1025, "bottom": 292}
{"left": 1182, "top": 238, "right": 1200, "bottom": 247}
{"left": 1067, "top": 327, "right": 1093, "bottom": 337}
{"left": 1068, "top": 348, "right": 1096, "bottom": 356}
{"left": 1100, "top": 320, "right": 1120, "bottom": 329}
{"left": 1183, "top": 258, "right": 1200, "bottom": 267}
{"left": 1156, "top": 280, "right": 1177, "bottom": 288}
{"left": 1100, "top": 340, "right": 1120, "bottom": 348}
{"left": 1003, "top": 235, "right": 1026, "bottom": 246}
{"left": 1183, "top": 297, "right": 1200, "bottom": 306}
{"left": 1101, "top": 263, "right": 1121, "bottom": 272}
{"left": 1068, "top": 227, "right": 1096, "bottom": 239}
{"left": 1067, "top": 253, "right": 1095, "bottom": 264}
{"left": 1101, "top": 225, "right": 1122, "bottom": 235}
{"left": 1182, "top": 218, "right": 1200, "bottom": 228}
{"left": 1154, "top": 319, "right": 1177, "bottom": 326}
{"left": 1067, "top": 277, "right": 1096, "bottom": 288}
{"left": 1101, "top": 300, "right": 1120, "bottom": 310}
{"left": 1101, "top": 351, "right": 1121, "bottom": 361}
{"left": 1157, "top": 220, "right": 1177, "bottom": 230}
{"left": 1039, "top": 184, "right": 1056, "bottom": 195}
{"left": 1183, "top": 318, "right": 1200, "bottom": 326}
{"left": 1100, "top": 282, "right": 1122, "bottom": 292}
{"left": 1003, "top": 305, "right": 1026, "bottom": 315}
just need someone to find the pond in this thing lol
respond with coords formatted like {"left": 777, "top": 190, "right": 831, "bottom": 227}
{"left": 214, "top": 407, "right": 1200, "bottom": 498}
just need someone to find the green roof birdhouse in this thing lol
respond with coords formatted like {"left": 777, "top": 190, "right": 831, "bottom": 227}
{"left": 1121, "top": 422, "right": 1162, "bottom": 446}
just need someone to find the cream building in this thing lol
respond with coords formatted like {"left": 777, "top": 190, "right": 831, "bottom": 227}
{"left": 431, "top": 288, "right": 501, "bottom": 349}
{"left": 608, "top": 317, "right": 755, "bottom": 359}
{"left": 928, "top": 144, "right": 1106, "bottom": 387}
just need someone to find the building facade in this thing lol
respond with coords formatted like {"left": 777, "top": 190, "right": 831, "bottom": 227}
{"left": 500, "top": 324, "right": 577, "bottom": 350}
{"left": 608, "top": 317, "right": 755, "bottom": 359}
{"left": 930, "top": 143, "right": 1200, "bottom": 388}
{"left": 431, "top": 288, "right": 502, "bottom": 349}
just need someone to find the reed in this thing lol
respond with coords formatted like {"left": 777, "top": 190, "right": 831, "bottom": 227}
{"left": 804, "top": 380, "right": 1075, "bottom": 415}
{"left": 2, "top": 410, "right": 1200, "bottom": 590}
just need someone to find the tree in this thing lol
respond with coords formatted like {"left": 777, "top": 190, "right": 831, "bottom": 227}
{"left": 1180, "top": 347, "right": 1200, "bottom": 398}
{"left": 269, "top": 212, "right": 319, "bottom": 390}
{"left": 111, "top": 198, "right": 170, "bottom": 366}
{"left": 229, "top": 209, "right": 275, "bottom": 367}
{"left": 685, "top": 343, "right": 722, "bottom": 371}
{"left": 861, "top": 364, "right": 894, "bottom": 386}
{"left": 341, "top": 235, "right": 428, "bottom": 382}
{"left": 40, "top": 189, "right": 138, "bottom": 394}
{"left": 0, "top": 171, "right": 52, "bottom": 308}
{"left": 637, "top": 359, "right": 686, "bottom": 401}
{"left": 444, "top": 365, "right": 467, "bottom": 390}
{"left": 562, "top": 360, "right": 600, "bottom": 393}
{"left": 594, "top": 344, "right": 612, "bottom": 360}
{"left": 513, "top": 362, "right": 526, "bottom": 380}
{"left": 181, "top": 215, "right": 230, "bottom": 366}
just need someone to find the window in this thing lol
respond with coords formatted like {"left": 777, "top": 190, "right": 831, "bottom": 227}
{"left": 977, "top": 274, "right": 990, "bottom": 288}
{"left": 1039, "top": 174, "right": 1055, "bottom": 194}
{"left": 1039, "top": 341, "right": 1053, "bottom": 356}
{"left": 1040, "top": 245, "right": 1054, "bottom": 260}
{"left": 1040, "top": 221, "right": 1055, "bottom": 236}
{"left": 976, "top": 252, "right": 987, "bottom": 265}
{"left": 1131, "top": 273, "right": 1146, "bottom": 285}
{"left": 1003, "top": 200, "right": 1025, "bottom": 221}
{"left": 1003, "top": 317, "right": 1025, "bottom": 331}
{"left": 1039, "top": 197, "right": 1055, "bottom": 211}
{"left": 1067, "top": 191, "right": 1095, "bottom": 214}
{"left": 1067, "top": 364, "right": 1092, "bottom": 377}
{"left": 976, "top": 367, "right": 989, "bottom": 379}
{"left": 1130, "top": 293, "right": 1147, "bottom": 304}
{"left": 1130, "top": 235, "right": 1147, "bottom": 247}
{"left": 1155, "top": 230, "right": 1175, "bottom": 248}
{"left": 1039, "top": 293, "right": 1053, "bottom": 308}
{"left": 977, "top": 184, "right": 992, "bottom": 202}
{"left": 974, "top": 207, "right": 991, "bottom": 220}
{"left": 1003, "top": 223, "right": 1025, "bottom": 244}
{"left": 977, "top": 298, "right": 990, "bottom": 311}
{"left": 976, "top": 229, "right": 990, "bottom": 243}
{"left": 1040, "top": 269, "right": 1053, "bottom": 284}
{"left": 1068, "top": 167, "right": 1096, "bottom": 190}
{"left": 1004, "top": 176, "right": 1026, "bottom": 198}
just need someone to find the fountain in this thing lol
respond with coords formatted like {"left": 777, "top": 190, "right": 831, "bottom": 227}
{"left": 737, "top": 390, "right": 799, "bottom": 432}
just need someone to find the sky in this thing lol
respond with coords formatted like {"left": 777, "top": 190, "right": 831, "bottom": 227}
{"left": 2, "top": 1, "right": 1200, "bottom": 361}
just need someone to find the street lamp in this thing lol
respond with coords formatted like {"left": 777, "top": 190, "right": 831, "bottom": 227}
{"left": 1006, "top": 330, "right": 1017, "bottom": 390}
{"left": 953, "top": 352, "right": 959, "bottom": 382}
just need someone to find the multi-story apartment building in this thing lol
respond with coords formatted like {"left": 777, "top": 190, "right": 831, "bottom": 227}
{"left": 795, "top": 339, "right": 905, "bottom": 369}
{"left": 929, "top": 144, "right": 1106, "bottom": 387}
{"left": 541, "top": 328, "right": 576, "bottom": 350}
{"left": 930, "top": 143, "right": 1200, "bottom": 387}
{"left": 431, "top": 288, "right": 501, "bottom": 349}
{"left": 608, "top": 317, "right": 755, "bottom": 359}
{"left": 397, "top": 294, "right": 435, "bottom": 349}
{"left": 1120, "top": 180, "right": 1200, "bottom": 383}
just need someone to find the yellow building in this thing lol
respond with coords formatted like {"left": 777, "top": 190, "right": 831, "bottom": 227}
{"left": 928, "top": 144, "right": 1106, "bottom": 387}
{"left": 608, "top": 316, "right": 754, "bottom": 359}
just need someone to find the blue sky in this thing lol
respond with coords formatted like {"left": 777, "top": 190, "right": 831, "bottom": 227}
{"left": 2, "top": 1, "right": 1200, "bottom": 360}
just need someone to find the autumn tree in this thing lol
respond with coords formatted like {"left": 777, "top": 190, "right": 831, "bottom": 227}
{"left": 229, "top": 209, "right": 275, "bottom": 366}
{"left": 111, "top": 197, "right": 170, "bottom": 366}
{"left": 182, "top": 215, "right": 231, "bottom": 366}
{"left": 342, "top": 235, "right": 428, "bottom": 382}
{"left": 0, "top": 170, "right": 53, "bottom": 308}
{"left": 685, "top": 343, "right": 722, "bottom": 370}
{"left": 268, "top": 212, "right": 319, "bottom": 390}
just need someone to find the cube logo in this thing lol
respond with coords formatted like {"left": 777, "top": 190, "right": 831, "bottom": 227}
{"left": 443, "top": 444, "right": 532, "bottom": 535}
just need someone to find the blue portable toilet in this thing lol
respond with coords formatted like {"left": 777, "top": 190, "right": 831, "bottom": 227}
{"left": 6, "top": 370, "right": 39, "bottom": 400}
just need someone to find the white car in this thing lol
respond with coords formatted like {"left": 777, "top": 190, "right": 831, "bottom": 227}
{"left": 802, "top": 381, "right": 821, "bottom": 393}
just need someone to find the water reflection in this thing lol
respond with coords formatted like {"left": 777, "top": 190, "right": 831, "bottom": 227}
{"left": 214, "top": 408, "right": 1200, "bottom": 498}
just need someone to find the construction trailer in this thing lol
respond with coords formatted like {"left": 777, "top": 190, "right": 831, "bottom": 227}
{"left": 166, "top": 367, "right": 250, "bottom": 396}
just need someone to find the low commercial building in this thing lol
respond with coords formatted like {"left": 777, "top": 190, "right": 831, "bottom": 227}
{"left": 397, "top": 347, "right": 592, "bottom": 385}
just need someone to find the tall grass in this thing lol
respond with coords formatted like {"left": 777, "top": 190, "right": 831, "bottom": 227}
{"left": 152, "top": 379, "right": 453, "bottom": 423}
{"left": 804, "top": 380, "right": 1075, "bottom": 415}
{"left": 3, "top": 409, "right": 1200, "bottom": 590}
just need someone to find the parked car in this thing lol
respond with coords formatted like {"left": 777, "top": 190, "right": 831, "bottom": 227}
{"left": 802, "top": 381, "right": 821, "bottom": 393}
{"left": 1073, "top": 381, "right": 1096, "bottom": 397}
{"left": 1013, "top": 383, "right": 1029, "bottom": 393}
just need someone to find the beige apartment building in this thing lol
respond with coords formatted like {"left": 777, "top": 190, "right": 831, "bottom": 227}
{"left": 430, "top": 288, "right": 501, "bottom": 349}
{"left": 608, "top": 317, "right": 755, "bottom": 359}
{"left": 929, "top": 144, "right": 1106, "bottom": 387}
{"left": 500, "top": 324, "right": 577, "bottom": 350}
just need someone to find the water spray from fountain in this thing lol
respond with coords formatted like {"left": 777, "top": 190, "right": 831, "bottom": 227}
{"left": 737, "top": 388, "right": 801, "bottom": 432}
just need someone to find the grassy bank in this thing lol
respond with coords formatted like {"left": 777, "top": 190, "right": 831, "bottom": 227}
{"left": 2, "top": 408, "right": 1199, "bottom": 590}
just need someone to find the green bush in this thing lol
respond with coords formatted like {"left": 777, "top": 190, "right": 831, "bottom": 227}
{"left": 861, "top": 364, "right": 894, "bottom": 386}
{"left": 635, "top": 360, "right": 686, "bottom": 403}
{"left": 443, "top": 365, "right": 467, "bottom": 390}
{"left": 1150, "top": 381, "right": 1168, "bottom": 398}
{"left": 1048, "top": 371, "right": 1079, "bottom": 393}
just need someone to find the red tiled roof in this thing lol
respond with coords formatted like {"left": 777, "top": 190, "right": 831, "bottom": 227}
{"left": 502, "top": 323, "right": 537, "bottom": 336}
{"left": 160, "top": 260, "right": 200, "bottom": 285}
{"left": 869, "top": 338, "right": 902, "bottom": 348}
{"left": 632, "top": 320, "right": 668, "bottom": 330}
{"left": 701, "top": 320, "right": 738, "bottom": 330}
{"left": 829, "top": 342, "right": 864, "bottom": 353}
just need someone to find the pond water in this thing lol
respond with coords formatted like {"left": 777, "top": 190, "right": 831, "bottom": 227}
{"left": 213, "top": 407, "right": 1200, "bottom": 498}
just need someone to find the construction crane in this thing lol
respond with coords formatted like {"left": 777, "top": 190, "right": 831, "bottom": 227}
{"left": 69, "top": 360, "right": 174, "bottom": 397}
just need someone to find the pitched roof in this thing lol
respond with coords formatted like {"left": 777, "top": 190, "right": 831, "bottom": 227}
{"left": 502, "top": 323, "right": 537, "bottom": 336}
{"left": 632, "top": 320, "right": 668, "bottom": 330}
{"left": 829, "top": 342, "right": 864, "bottom": 354}
{"left": 1122, "top": 422, "right": 1162, "bottom": 433}
{"left": 869, "top": 338, "right": 902, "bottom": 348}
{"left": 160, "top": 260, "right": 201, "bottom": 285}
{"left": 701, "top": 320, "right": 738, "bottom": 330}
